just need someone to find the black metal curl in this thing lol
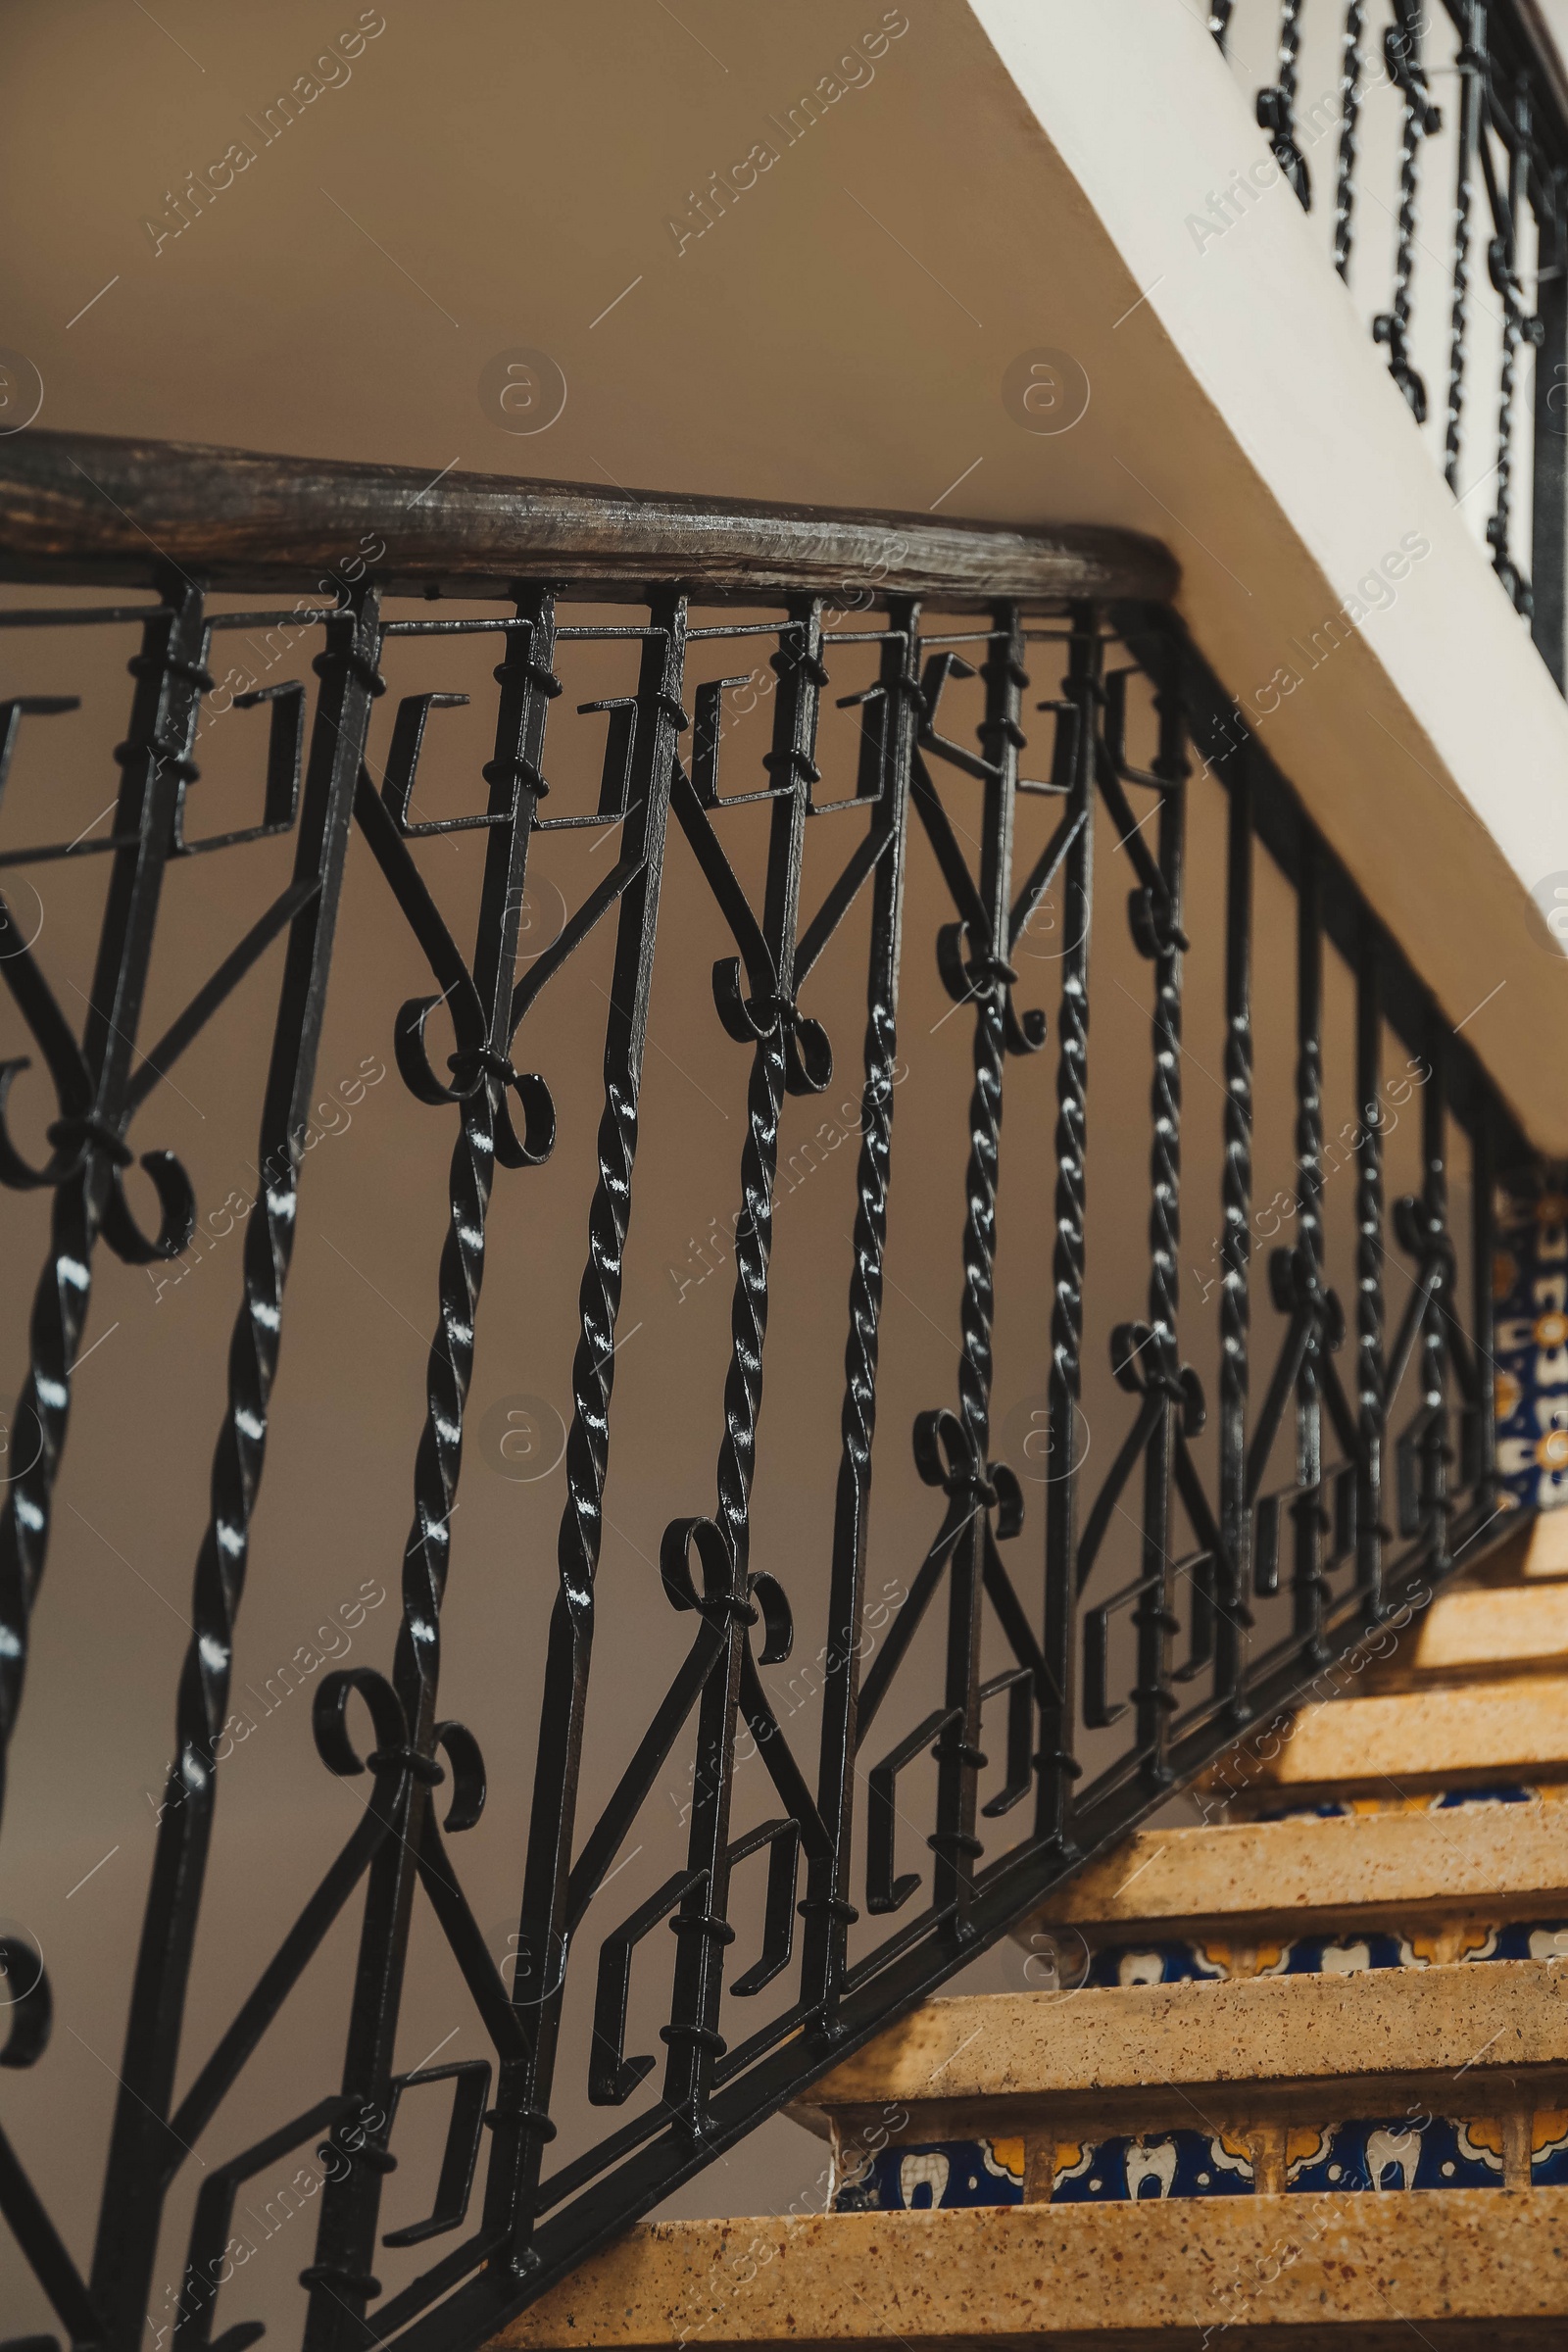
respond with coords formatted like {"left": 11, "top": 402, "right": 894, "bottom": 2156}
{"left": 936, "top": 918, "right": 1047, "bottom": 1058}
{"left": 914, "top": 1404, "right": 1025, "bottom": 1537}
{"left": 661, "top": 1513, "right": 750, "bottom": 1622}
{"left": 394, "top": 1006, "right": 557, "bottom": 1170}
{"left": 0, "top": 1939, "right": 50, "bottom": 2070}
{"left": 433, "top": 1719, "right": 488, "bottom": 1833}
{"left": 0, "top": 1069, "right": 196, "bottom": 1262}
{"left": 860, "top": 1406, "right": 1027, "bottom": 1913}
{"left": 710, "top": 958, "right": 832, "bottom": 1097}
{"left": 0, "top": 1061, "right": 90, "bottom": 1193}
{"left": 314, "top": 1664, "right": 415, "bottom": 1780}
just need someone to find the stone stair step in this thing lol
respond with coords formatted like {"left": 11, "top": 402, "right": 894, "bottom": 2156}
{"left": 497, "top": 2189, "right": 1568, "bottom": 2348}
{"left": 1209, "top": 1675, "right": 1568, "bottom": 1808}
{"left": 1382, "top": 1576, "right": 1568, "bottom": 1683}
{"left": 799, "top": 1968, "right": 1568, "bottom": 2115}
{"left": 1019, "top": 1802, "right": 1568, "bottom": 1953}
{"left": 789, "top": 1968, "right": 1568, "bottom": 2211}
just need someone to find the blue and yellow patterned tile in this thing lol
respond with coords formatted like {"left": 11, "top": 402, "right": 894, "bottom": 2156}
{"left": 1286, "top": 2116, "right": 1503, "bottom": 2192}
{"left": 1085, "top": 1940, "right": 1230, "bottom": 1987}
{"left": 1462, "top": 1918, "right": 1568, "bottom": 1961}
{"left": 1493, "top": 1180, "right": 1568, "bottom": 1514}
{"left": 1532, "top": 2108, "right": 1568, "bottom": 2185}
{"left": 1432, "top": 1784, "right": 1539, "bottom": 1808}
{"left": 1256, "top": 1931, "right": 1412, "bottom": 1975}
{"left": 1051, "top": 2132, "right": 1253, "bottom": 2202}
{"left": 832, "top": 2136, "right": 1023, "bottom": 2214}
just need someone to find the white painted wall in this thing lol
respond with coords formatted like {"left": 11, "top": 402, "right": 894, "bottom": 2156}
{"left": 974, "top": 0, "right": 1568, "bottom": 1145}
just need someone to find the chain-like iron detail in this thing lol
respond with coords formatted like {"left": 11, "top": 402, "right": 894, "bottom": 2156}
{"left": 1376, "top": 2, "right": 1443, "bottom": 422}
{"left": 1221, "top": 0, "right": 1568, "bottom": 682}
{"left": 1488, "top": 74, "right": 1546, "bottom": 610}
{"left": 1446, "top": 1, "right": 1485, "bottom": 487}
{"left": 1334, "top": 2, "right": 1367, "bottom": 276}
{"left": 1258, "top": 0, "right": 1312, "bottom": 208}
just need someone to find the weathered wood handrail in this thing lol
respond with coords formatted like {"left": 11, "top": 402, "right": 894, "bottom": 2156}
{"left": 0, "top": 428, "right": 1179, "bottom": 609}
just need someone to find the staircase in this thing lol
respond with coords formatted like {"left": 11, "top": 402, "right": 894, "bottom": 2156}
{"left": 502, "top": 1514, "right": 1568, "bottom": 2347}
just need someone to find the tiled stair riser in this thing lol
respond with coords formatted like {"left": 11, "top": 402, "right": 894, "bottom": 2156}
{"left": 1251, "top": 1785, "right": 1565, "bottom": 1819}
{"left": 1082, "top": 1920, "right": 1568, "bottom": 1984}
{"left": 830, "top": 1928, "right": 1568, "bottom": 2214}
{"left": 1494, "top": 1184, "right": 1568, "bottom": 1513}
{"left": 832, "top": 2114, "right": 1568, "bottom": 2211}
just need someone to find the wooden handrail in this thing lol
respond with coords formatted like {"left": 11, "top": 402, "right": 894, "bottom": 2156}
{"left": 0, "top": 429, "right": 1178, "bottom": 610}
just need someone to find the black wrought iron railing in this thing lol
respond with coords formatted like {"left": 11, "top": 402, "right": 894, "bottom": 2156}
{"left": 1211, "top": 0, "right": 1568, "bottom": 685}
{"left": 0, "top": 433, "right": 1525, "bottom": 2352}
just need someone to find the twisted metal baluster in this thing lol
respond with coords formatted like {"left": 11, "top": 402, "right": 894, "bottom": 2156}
{"left": 929, "top": 607, "right": 1025, "bottom": 1924}
{"left": 1291, "top": 848, "right": 1329, "bottom": 1660}
{"left": 1334, "top": 3, "right": 1367, "bottom": 278}
{"left": 713, "top": 1031, "right": 787, "bottom": 1564}
{"left": 1258, "top": 0, "right": 1311, "bottom": 209}
{"left": 1353, "top": 945, "right": 1388, "bottom": 1619}
{"left": 711, "top": 598, "right": 827, "bottom": 1578}
{"left": 1416, "top": 1030, "right": 1453, "bottom": 1568}
{"left": 1470, "top": 1105, "right": 1497, "bottom": 1530}
{"left": 1038, "top": 609, "right": 1100, "bottom": 1851}
{"left": 956, "top": 964, "right": 1005, "bottom": 1453}
{"left": 499, "top": 599, "right": 687, "bottom": 2265}
{"left": 302, "top": 602, "right": 558, "bottom": 2343}
{"left": 1530, "top": 168, "right": 1568, "bottom": 685}
{"left": 1134, "top": 652, "right": 1188, "bottom": 1788}
{"left": 89, "top": 593, "right": 382, "bottom": 2346}
{"left": 1446, "top": 1, "right": 1484, "bottom": 488}
{"left": 305, "top": 1107, "right": 495, "bottom": 2343}
{"left": 0, "top": 590, "right": 206, "bottom": 1852}
{"left": 663, "top": 599, "right": 825, "bottom": 2126}
{"left": 1374, "top": 2, "right": 1440, "bottom": 422}
{"left": 1217, "top": 735, "right": 1253, "bottom": 1714}
{"left": 956, "top": 624, "right": 1026, "bottom": 1462}
{"left": 1489, "top": 77, "right": 1543, "bottom": 612}
{"left": 803, "top": 603, "right": 919, "bottom": 2025}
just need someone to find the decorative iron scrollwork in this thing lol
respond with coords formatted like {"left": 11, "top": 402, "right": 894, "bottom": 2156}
{"left": 0, "top": 484, "right": 1513, "bottom": 2352}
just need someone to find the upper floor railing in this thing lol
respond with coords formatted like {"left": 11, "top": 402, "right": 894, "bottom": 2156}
{"left": 0, "top": 432, "right": 1527, "bottom": 2352}
{"left": 1212, "top": 0, "right": 1568, "bottom": 684}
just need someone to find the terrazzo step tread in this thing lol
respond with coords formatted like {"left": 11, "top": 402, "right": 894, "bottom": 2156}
{"left": 1019, "top": 1803, "right": 1568, "bottom": 1941}
{"left": 494, "top": 2188, "right": 1568, "bottom": 2348}
{"left": 1216, "top": 1673, "right": 1568, "bottom": 1795}
{"left": 1384, "top": 1577, "right": 1568, "bottom": 1680}
{"left": 796, "top": 1962, "right": 1568, "bottom": 2113}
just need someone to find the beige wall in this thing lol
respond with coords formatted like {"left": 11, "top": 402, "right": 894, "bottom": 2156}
{"left": 4, "top": 0, "right": 1563, "bottom": 1133}
{"left": 0, "top": 4, "right": 1543, "bottom": 2340}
